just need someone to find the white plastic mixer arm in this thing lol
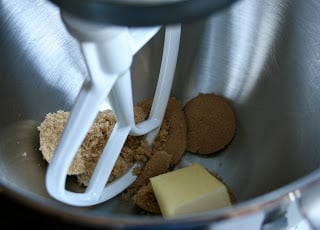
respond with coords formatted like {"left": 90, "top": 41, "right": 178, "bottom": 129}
{"left": 45, "top": 11, "right": 181, "bottom": 206}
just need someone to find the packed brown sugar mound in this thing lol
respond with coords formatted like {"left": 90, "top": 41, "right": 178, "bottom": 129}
{"left": 38, "top": 97, "right": 187, "bottom": 205}
{"left": 183, "top": 93, "right": 236, "bottom": 155}
{"left": 38, "top": 106, "right": 150, "bottom": 185}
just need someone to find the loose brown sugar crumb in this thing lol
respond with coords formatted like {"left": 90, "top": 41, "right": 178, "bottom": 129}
{"left": 130, "top": 150, "right": 172, "bottom": 192}
{"left": 138, "top": 96, "right": 187, "bottom": 166}
{"left": 123, "top": 97, "right": 187, "bottom": 205}
{"left": 133, "top": 182, "right": 161, "bottom": 214}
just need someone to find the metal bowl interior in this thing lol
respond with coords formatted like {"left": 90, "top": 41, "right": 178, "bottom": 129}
{"left": 1, "top": 0, "right": 320, "bottom": 229}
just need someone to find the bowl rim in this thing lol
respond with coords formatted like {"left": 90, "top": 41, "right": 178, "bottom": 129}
{"left": 1, "top": 167, "right": 319, "bottom": 228}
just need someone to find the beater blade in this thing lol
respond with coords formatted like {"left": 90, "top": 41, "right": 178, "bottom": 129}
{"left": 45, "top": 12, "right": 181, "bottom": 206}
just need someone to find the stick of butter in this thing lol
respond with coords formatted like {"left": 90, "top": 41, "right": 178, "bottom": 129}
{"left": 150, "top": 163, "right": 232, "bottom": 218}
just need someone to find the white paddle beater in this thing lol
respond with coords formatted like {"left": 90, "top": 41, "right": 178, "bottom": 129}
{"left": 45, "top": 11, "right": 181, "bottom": 206}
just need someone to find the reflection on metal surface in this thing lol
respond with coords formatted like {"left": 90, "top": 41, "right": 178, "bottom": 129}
{"left": 0, "top": 120, "right": 47, "bottom": 195}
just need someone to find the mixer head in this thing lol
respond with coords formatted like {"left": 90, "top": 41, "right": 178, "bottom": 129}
{"left": 49, "top": 0, "right": 240, "bottom": 26}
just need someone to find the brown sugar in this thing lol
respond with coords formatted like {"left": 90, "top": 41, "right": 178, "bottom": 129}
{"left": 183, "top": 93, "right": 236, "bottom": 155}
{"left": 38, "top": 107, "right": 150, "bottom": 186}
{"left": 130, "top": 150, "right": 172, "bottom": 192}
{"left": 133, "top": 182, "right": 161, "bottom": 214}
{"left": 123, "top": 97, "right": 187, "bottom": 206}
{"left": 38, "top": 93, "right": 236, "bottom": 214}
{"left": 136, "top": 97, "right": 187, "bottom": 166}
{"left": 38, "top": 96, "right": 187, "bottom": 196}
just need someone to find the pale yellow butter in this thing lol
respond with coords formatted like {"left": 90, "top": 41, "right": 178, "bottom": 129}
{"left": 150, "top": 163, "right": 232, "bottom": 218}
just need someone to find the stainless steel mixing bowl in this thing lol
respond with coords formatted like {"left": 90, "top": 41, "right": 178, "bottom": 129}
{"left": 1, "top": 0, "right": 320, "bottom": 229}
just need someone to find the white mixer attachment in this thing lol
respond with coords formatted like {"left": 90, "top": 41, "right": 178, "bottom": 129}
{"left": 45, "top": 11, "right": 181, "bottom": 206}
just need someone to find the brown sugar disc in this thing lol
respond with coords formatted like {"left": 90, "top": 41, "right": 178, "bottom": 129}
{"left": 183, "top": 93, "right": 236, "bottom": 155}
